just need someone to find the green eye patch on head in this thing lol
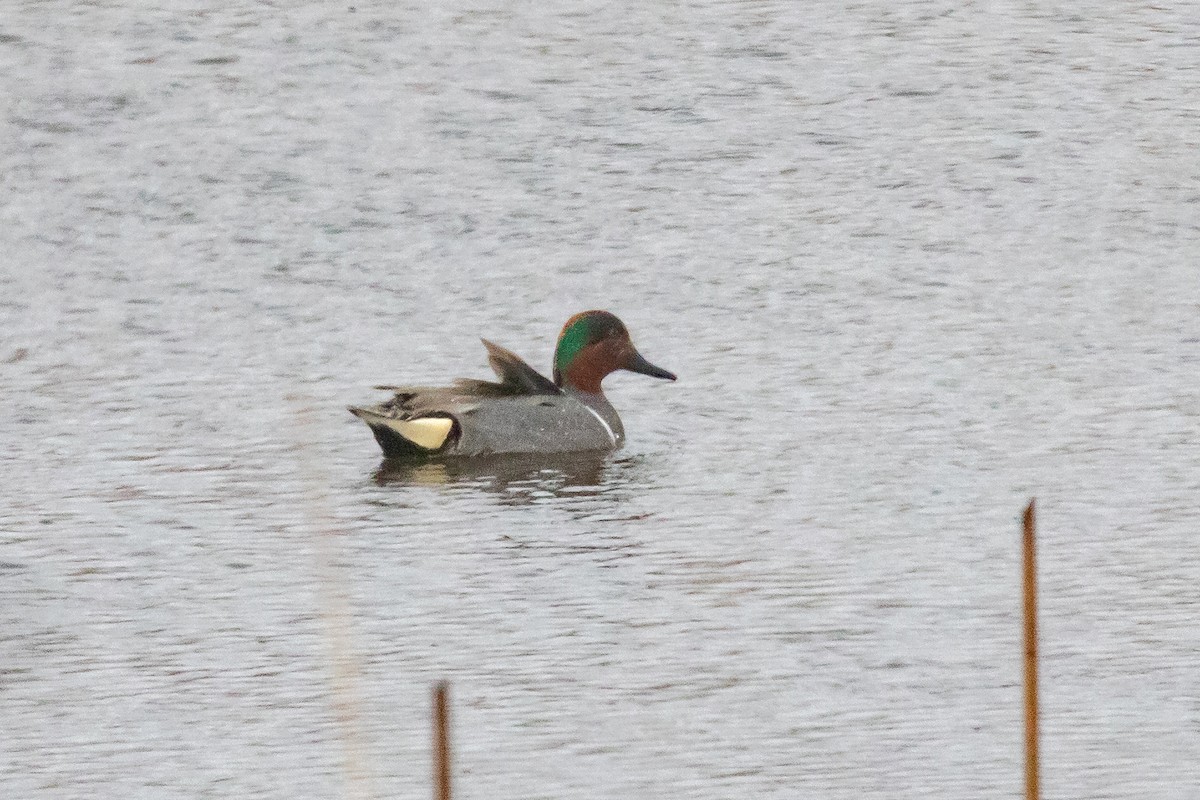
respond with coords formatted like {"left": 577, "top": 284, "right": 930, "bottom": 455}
{"left": 555, "top": 317, "right": 593, "bottom": 375}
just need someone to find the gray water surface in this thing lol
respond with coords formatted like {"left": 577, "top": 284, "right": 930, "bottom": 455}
{"left": 2, "top": 3, "right": 1199, "bottom": 798}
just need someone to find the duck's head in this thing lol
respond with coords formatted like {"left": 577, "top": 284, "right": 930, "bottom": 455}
{"left": 553, "top": 310, "right": 676, "bottom": 393}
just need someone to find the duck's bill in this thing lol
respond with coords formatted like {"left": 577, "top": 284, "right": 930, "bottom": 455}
{"left": 625, "top": 350, "right": 677, "bottom": 381}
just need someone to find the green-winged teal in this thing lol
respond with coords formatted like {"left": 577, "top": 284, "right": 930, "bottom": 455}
{"left": 349, "top": 310, "right": 676, "bottom": 457}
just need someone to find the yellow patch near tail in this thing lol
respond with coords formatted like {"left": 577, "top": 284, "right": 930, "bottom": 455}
{"left": 383, "top": 416, "right": 453, "bottom": 450}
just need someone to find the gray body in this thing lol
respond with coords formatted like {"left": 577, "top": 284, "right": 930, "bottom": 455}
{"left": 437, "top": 389, "right": 621, "bottom": 456}
{"left": 350, "top": 340, "right": 625, "bottom": 457}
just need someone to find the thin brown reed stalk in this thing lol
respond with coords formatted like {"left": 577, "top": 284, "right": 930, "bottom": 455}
{"left": 433, "top": 681, "right": 452, "bottom": 800}
{"left": 1022, "top": 499, "right": 1040, "bottom": 800}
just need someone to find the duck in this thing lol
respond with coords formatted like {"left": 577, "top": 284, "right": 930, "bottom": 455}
{"left": 349, "top": 310, "right": 676, "bottom": 458}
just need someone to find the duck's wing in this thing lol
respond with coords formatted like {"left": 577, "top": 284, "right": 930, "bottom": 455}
{"left": 368, "top": 340, "right": 559, "bottom": 402}
{"left": 481, "top": 339, "right": 562, "bottom": 395}
{"left": 362, "top": 385, "right": 479, "bottom": 416}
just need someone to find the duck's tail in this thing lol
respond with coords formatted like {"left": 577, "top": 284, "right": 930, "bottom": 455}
{"left": 348, "top": 407, "right": 455, "bottom": 457}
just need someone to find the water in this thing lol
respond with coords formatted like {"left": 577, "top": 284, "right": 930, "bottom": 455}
{"left": 3, "top": 2, "right": 1198, "bottom": 798}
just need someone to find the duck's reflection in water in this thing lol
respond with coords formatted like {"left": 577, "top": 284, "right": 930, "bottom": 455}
{"left": 372, "top": 450, "right": 640, "bottom": 506}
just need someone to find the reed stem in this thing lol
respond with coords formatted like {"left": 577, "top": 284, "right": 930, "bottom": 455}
{"left": 433, "top": 681, "right": 452, "bottom": 800}
{"left": 1022, "top": 499, "right": 1040, "bottom": 800}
